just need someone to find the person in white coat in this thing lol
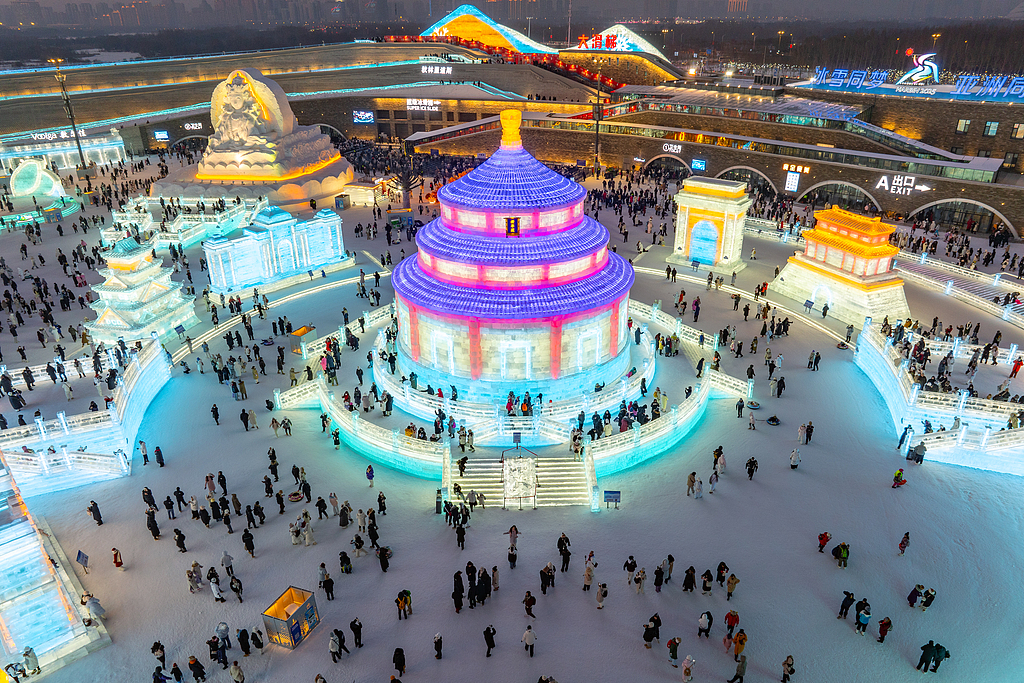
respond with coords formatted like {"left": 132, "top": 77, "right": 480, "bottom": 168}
{"left": 596, "top": 583, "right": 607, "bottom": 608}
{"left": 798, "top": 424, "right": 806, "bottom": 444}
{"left": 708, "top": 471, "right": 718, "bottom": 494}
{"left": 304, "top": 524, "right": 317, "bottom": 546}
{"left": 521, "top": 626, "right": 536, "bottom": 657}
{"left": 716, "top": 453, "right": 726, "bottom": 474}
{"left": 693, "top": 478, "right": 703, "bottom": 499}
{"left": 790, "top": 449, "right": 801, "bottom": 469}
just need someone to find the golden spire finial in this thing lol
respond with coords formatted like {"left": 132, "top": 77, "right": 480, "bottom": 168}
{"left": 500, "top": 109, "right": 522, "bottom": 147}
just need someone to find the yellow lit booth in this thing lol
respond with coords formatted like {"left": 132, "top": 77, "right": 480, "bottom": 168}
{"left": 262, "top": 587, "right": 320, "bottom": 649}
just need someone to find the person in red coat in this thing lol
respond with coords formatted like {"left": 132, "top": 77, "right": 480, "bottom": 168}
{"left": 818, "top": 532, "right": 832, "bottom": 553}
{"left": 877, "top": 617, "right": 893, "bottom": 643}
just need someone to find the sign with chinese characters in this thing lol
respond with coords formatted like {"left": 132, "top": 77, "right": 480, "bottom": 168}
{"left": 353, "top": 110, "right": 375, "bottom": 124}
{"left": 875, "top": 175, "right": 932, "bottom": 195}
{"left": 662, "top": 142, "right": 683, "bottom": 154}
{"left": 183, "top": 122, "right": 204, "bottom": 131}
{"left": 30, "top": 129, "right": 87, "bottom": 141}
{"left": 691, "top": 158, "right": 707, "bottom": 172}
{"left": 567, "top": 25, "right": 668, "bottom": 59}
{"left": 800, "top": 48, "right": 1024, "bottom": 101}
{"left": 577, "top": 33, "right": 620, "bottom": 50}
{"left": 784, "top": 171, "right": 801, "bottom": 193}
{"left": 407, "top": 99, "right": 440, "bottom": 112}
{"left": 505, "top": 216, "right": 521, "bottom": 237}
{"left": 421, "top": 64, "right": 453, "bottom": 75}
{"left": 153, "top": 130, "right": 170, "bottom": 141}
{"left": 783, "top": 163, "right": 809, "bottom": 174}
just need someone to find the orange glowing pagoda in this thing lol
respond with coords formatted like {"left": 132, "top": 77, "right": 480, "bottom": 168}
{"left": 770, "top": 206, "right": 911, "bottom": 326}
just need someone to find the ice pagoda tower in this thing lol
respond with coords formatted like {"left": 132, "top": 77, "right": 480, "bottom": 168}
{"left": 770, "top": 206, "right": 911, "bottom": 327}
{"left": 390, "top": 109, "right": 635, "bottom": 402}
{"left": 86, "top": 238, "right": 201, "bottom": 343}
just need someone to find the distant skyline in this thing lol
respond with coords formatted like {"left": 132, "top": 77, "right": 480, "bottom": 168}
{"left": 2, "top": 0, "right": 1023, "bottom": 25}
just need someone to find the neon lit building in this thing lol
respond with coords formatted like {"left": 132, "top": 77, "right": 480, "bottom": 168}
{"left": 420, "top": 5, "right": 557, "bottom": 54}
{"left": 770, "top": 206, "right": 912, "bottom": 326}
{"left": 86, "top": 238, "right": 201, "bottom": 343}
{"left": 390, "top": 109, "right": 634, "bottom": 401}
{"left": 669, "top": 176, "right": 751, "bottom": 270}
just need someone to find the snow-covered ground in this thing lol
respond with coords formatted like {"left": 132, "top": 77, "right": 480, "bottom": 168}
{"left": 5, "top": 168, "right": 1022, "bottom": 682}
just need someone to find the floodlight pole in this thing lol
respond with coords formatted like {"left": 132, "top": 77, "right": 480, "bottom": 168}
{"left": 593, "top": 70, "right": 601, "bottom": 176}
{"left": 49, "top": 58, "right": 88, "bottom": 173}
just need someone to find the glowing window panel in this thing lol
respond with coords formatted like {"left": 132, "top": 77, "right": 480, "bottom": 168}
{"left": 548, "top": 255, "right": 595, "bottom": 281}
{"left": 486, "top": 266, "right": 544, "bottom": 283}
{"left": 435, "top": 259, "right": 478, "bottom": 280}
{"left": 456, "top": 210, "right": 487, "bottom": 228}
{"left": 539, "top": 209, "right": 569, "bottom": 228}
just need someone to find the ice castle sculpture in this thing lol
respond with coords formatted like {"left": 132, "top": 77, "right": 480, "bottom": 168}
{"left": 204, "top": 205, "right": 349, "bottom": 295}
{"left": 85, "top": 238, "right": 200, "bottom": 343}
{"left": 390, "top": 109, "right": 635, "bottom": 402}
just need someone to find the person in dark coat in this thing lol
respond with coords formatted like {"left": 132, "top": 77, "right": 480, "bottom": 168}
{"left": 433, "top": 633, "right": 443, "bottom": 659}
{"left": 242, "top": 529, "right": 255, "bottom": 557}
{"left": 392, "top": 648, "right": 406, "bottom": 676}
{"left": 187, "top": 656, "right": 206, "bottom": 682}
{"left": 682, "top": 566, "right": 696, "bottom": 592}
{"left": 456, "top": 524, "right": 466, "bottom": 549}
{"left": 483, "top": 625, "right": 497, "bottom": 656}
{"left": 173, "top": 529, "right": 187, "bottom": 553}
{"left": 930, "top": 644, "right": 950, "bottom": 672}
{"left": 452, "top": 571, "right": 465, "bottom": 613}
{"left": 378, "top": 547, "right": 390, "bottom": 573}
{"left": 350, "top": 618, "right": 362, "bottom": 647}
{"left": 838, "top": 591, "right": 856, "bottom": 619}
{"left": 237, "top": 629, "right": 250, "bottom": 657}
{"left": 917, "top": 640, "right": 936, "bottom": 671}
{"left": 88, "top": 500, "right": 103, "bottom": 525}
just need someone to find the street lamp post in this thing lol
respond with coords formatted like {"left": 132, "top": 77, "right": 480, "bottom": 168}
{"left": 526, "top": 16, "right": 534, "bottom": 39}
{"left": 48, "top": 58, "right": 89, "bottom": 177}
{"left": 931, "top": 33, "right": 941, "bottom": 49}
{"left": 752, "top": 32, "right": 755, "bottom": 51}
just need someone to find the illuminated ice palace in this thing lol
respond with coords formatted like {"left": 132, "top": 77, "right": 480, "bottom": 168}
{"left": 391, "top": 110, "right": 635, "bottom": 402}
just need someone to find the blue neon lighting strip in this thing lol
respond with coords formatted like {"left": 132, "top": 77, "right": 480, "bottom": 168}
{"left": 0, "top": 82, "right": 520, "bottom": 144}
{"left": 420, "top": 4, "right": 558, "bottom": 54}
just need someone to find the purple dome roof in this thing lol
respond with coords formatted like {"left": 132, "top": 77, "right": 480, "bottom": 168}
{"left": 437, "top": 143, "right": 586, "bottom": 212}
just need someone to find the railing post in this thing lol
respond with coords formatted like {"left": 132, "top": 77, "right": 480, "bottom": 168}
{"left": 746, "top": 378, "right": 754, "bottom": 401}
{"left": 956, "top": 427, "right": 967, "bottom": 446}
{"left": 944, "top": 279, "right": 954, "bottom": 295}
{"left": 909, "top": 384, "right": 920, "bottom": 405}
{"left": 1011, "top": 343, "right": 1019, "bottom": 362}
{"left": 956, "top": 391, "right": 968, "bottom": 416}
{"left": 981, "top": 426, "right": 992, "bottom": 449}
{"left": 301, "top": 341, "right": 309, "bottom": 360}
{"left": 631, "top": 420, "right": 641, "bottom": 447}
{"left": 61, "top": 445, "right": 73, "bottom": 472}
{"left": 918, "top": 252, "right": 926, "bottom": 264}
{"left": 34, "top": 416, "right": 46, "bottom": 440}
{"left": 994, "top": 272, "right": 1003, "bottom": 285}
{"left": 273, "top": 388, "right": 281, "bottom": 410}
{"left": 57, "top": 411, "right": 69, "bottom": 434}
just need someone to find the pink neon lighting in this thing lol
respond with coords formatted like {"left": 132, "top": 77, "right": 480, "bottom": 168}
{"left": 441, "top": 201, "right": 585, "bottom": 237}
{"left": 418, "top": 248, "right": 609, "bottom": 289}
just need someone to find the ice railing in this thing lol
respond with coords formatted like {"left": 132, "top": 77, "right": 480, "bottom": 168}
{"left": 585, "top": 377, "right": 713, "bottom": 468}
{"left": 278, "top": 377, "right": 447, "bottom": 476}
{"left": 857, "top": 323, "right": 1018, "bottom": 429}
{"left": 302, "top": 303, "right": 397, "bottom": 361}
{"left": 896, "top": 267, "right": 1024, "bottom": 332}
{"left": 107, "top": 197, "right": 268, "bottom": 247}
{"left": 895, "top": 249, "right": 1024, "bottom": 290}
{"left": 915, "top": 424, "right": 1024, "bottom": 453}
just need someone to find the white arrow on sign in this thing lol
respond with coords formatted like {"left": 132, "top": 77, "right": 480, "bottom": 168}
{"left": 916, "top": 184, "right": 931, "bottom": 191}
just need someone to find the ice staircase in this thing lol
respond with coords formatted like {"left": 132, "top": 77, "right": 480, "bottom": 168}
{"left": 449, "top": 454, "right": 591, "bottom": 507}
